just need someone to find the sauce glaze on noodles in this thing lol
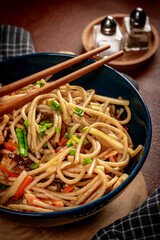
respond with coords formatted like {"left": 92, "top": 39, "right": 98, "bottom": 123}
{"left": 0, "top": 80, "right": 142, "bottom": 212}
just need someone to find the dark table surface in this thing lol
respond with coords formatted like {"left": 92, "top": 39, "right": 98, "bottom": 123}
{"left": 0, "top": 0, "right": 160, "bottom": 196}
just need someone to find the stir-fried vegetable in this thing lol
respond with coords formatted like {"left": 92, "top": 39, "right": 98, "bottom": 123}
{"left": 4, "top": 139, "right": 18, "bottom": 151}
{"left": 0, "top": 170, "right": 28, "bottom": 205}
{"left": 63, "top": 186, "right": 74, "bottom": 193}
{"left": 14, "top": 175, "right": 33, "bottom": 199}
{"left": 82, "top": 157, "right": 93, "bottom": 166}
{"left": 73, "top": 106, "right": 85, "bottom": 117}
{"left": 0, "top": 165, "right": 20, "bottom": 178}
{"left": 16, "top": 128, "right": 28, "bottom": 157}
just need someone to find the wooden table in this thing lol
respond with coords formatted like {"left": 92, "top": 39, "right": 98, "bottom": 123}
{"left": 0, "top": 0, "right": 159, "bottom": 238}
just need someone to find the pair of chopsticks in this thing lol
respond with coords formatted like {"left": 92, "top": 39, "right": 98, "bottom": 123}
{"left": 0, "top": 46, "right": 123, "bottom": 115}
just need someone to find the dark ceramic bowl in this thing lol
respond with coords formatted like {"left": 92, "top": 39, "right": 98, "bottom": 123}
{"left": 0, "top": 53, "right": 152, "bottom": 227}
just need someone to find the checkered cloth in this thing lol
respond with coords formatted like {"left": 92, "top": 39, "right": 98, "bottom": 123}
{"left": 92, "top": 187, "right": 160, "bottom": 240}
{"left": 0, "top": 25, "right": 35, "bottom": 61}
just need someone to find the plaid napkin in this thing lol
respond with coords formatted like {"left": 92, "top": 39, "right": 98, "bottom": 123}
{"left": 0, "top": 24, "right": 35, "bottom": 61}
{"left": 92, "top": 186, "right": 160, "bottom": 240}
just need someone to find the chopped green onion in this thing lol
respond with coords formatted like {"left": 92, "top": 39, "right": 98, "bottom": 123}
{"left": 36, "top": 80, "right": 45, "bottom": 87}
{"left": 39, "top": 120, "right": 46, "bottom": 125}
{"left": 24, "top": 120, "right": 30, "bottom": 127}
{"left": 48, "top": 100, "right": 63, "bottom": 113}
{"left": 43, "top": 143, "right": 48, "bottom": 148}
{"left": 51, "top": 105, "right": 57, "bottom": 111}
{"left": 19, "top": 148, "right": 28, "bottom": 157}
{"left": 39, "top": 132, "right": 45, "bottom": 138}
{"left": 73, "top": 107, "right": 84, "bottom": 117}
{"left": 72, "top": 135, "right": 80, "bottom": 144}
{"left": 45, "top": 123, "right": 52, "bottom": 129}
{"left": 68, "top": 127, "right": 72, "bottom": 133}
{"left": 64, "top": 133, "right": 69, "bottom": 139}
{"left": 47, "top": 101, "right": 52, "bottom": 106}
{"left": 83, "top": 126, "right": 88, "bottom": 132}
{"left": 30, "top": 163, "right": 39, "bottom": 169}
{"left": 39, "top": 125, "right": 46, "bottom": 132}
{"left": 38, "top": 124, "right": 46, "bottom": 138}
{"left": 0, "top": 183, "right": 8, "bottom": 191}
{"left": 82, "top": 157, "right": 93, "bottom": 166}
{"left": 70, "top": 149, "right": 76, "bottom": 156}
{"left": 55, "top": 127, "right": 61, "bottom": 132}
{"left": 58, "top": 105, "right": 63, "bottom": 114}
{"left": 23, "top": 130, "right": 29, "bottom": 150}
{"left": 83, "top": 139, "right": 88, "bottom": 146}
{"left": 52, "top": 100, "right": 60, "bottom": 108}
{"left": 16, "top": 128, "right": 28, "bottom": 157}
{"left": 67, "top": 139, "right": 73, "bottom": 147}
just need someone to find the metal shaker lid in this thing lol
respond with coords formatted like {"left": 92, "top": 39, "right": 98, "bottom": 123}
{"left": 130, "top": 7, "right": 146, "bottom": 28}
{"left": 101, "top": 16, "right": 117, "bottom": 35}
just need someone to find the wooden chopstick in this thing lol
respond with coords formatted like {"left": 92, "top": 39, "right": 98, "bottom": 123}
{"left": 0, "top": 45, "right": 110, "bottom": 97}
{"left": 0, "top": 50, "right": 123, "bottom": 115}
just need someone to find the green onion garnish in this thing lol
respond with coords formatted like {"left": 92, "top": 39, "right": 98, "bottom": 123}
{"left": 83, "top": 139, "right": 88, "bottom": 146}
{"left": 82, "top": 157, "right": 93, "bottom": 166}
{"left": 72, "top": 135, "right": 80, "bottom": 144}
{"left": 16, "top": 128, "right": 28, "bottom": 157}
{"left": 45, "top": 123, "right": 52, "bottom": 129}
{"left": 38, "top": 125, "right": 46, "bottom": 138}
{"left": 36, "top": 80, "right": 45, "bottom": 87}
{"left": 70, "top": 149, "right": 76, "bottom": 156}
{"left": 64, "top": 133, "right": 69, "bottom": 139}
{"left": 47, "top": 101, "right": 52, "bottom": 107}
{"left": 43, "top": 143, "right": 48, "bottom": 148}
{"left": 39, "top": 120, "right": 46, "bottom": 125}
{"left": 73, "top": 107, "right": 84, "bottom": 117}
{"left": 67, "top": 139, "right": 73, "bottom": 147}
{"left": 83, "top": 126, "right": 88, "bottom": 132}
{"left": 52, "top": 100, "right": 60, "bottom": 108}
{"left": 30, "top": 163, "right": 39, "bottom": 169}
{"left": 39, "top": 132, "right": 45, "bottom": 138}
{"left": 24, "top": 120, "right": 30, "bottom": 127}
{"left": 23, "top": 130, "right": 29, "bottom": 150}
{"left": 39, "top": 125, "right": 46, "bottom": 132}
{"left": 48, "top": 100, "right": 63, "bottom": 113}
{"left": 58, "top": 105, "right": 63, "bottom": 114}
{"left": 0, "top": 183, "right": 8, "bottom": 191}
{"left": 68, "top": 127, "right": 72, "bottom": 133}
{"left": 55, "top": 127, "right": 61, "bottom": 132}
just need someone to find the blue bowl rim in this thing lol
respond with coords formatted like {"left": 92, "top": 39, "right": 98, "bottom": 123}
{"left": 0, "top": 52, "right": 152, "bottom": 219}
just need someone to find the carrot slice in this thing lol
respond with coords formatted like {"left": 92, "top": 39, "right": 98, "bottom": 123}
{"left": 63, "top": 186, "right": 74, "bottom": 193}
{"left": 14, "top": 175, "right": 33, "bottom": 199}
{"left": 4, "top": 139, "right": 18, "bottom": 151}
{"left": 0, "top": 165, "right": 20, "bottom": 178}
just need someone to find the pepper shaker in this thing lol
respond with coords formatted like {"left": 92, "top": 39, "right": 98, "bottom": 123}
{"left": 93, "top": 16, "right": 123, "bottom": 58}
{"left": 123, "top": 7, "right": 152, "bottom": 51}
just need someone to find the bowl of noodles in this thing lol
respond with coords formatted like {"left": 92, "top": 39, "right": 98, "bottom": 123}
{"left": 0, "top": 53, "right": 151, "bottom": 226}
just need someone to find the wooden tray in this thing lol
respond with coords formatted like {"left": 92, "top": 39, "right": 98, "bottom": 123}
{"left": 82, "top": 14, "right": 159, "bottom": 71}
{"left": 0, "top": 172, "right": 148, "bottom": 240}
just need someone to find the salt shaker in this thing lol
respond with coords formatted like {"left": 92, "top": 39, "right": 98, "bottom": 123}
{"left": 123, "top": 7, "right": 152, "bottom": 51}
{"left": 93, "top": 16, "right": 123, "bottom": 58}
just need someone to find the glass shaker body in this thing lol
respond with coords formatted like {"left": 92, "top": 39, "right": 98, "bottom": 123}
{"left": 123, "top": 14, "right": 152, "bottom": 51}
{"left": 93, "top": 21, "right": 123, "bottom": 58}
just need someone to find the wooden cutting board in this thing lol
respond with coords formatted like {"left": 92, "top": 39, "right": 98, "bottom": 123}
{"left": 0, "top": 171, "right": 148, "bottom": 240}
